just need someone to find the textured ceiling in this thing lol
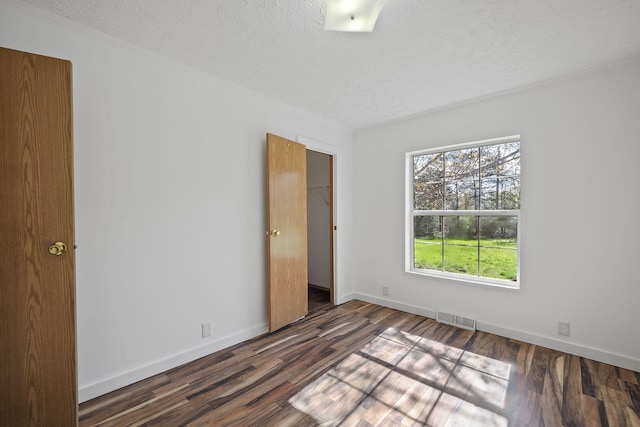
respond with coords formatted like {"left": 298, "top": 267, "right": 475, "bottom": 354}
{"left": 19, "top": 0, "right": 640, "bottom": 129}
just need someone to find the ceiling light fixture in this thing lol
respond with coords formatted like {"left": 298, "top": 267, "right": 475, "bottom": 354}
{"left": 323, "top": 0, "right": 386, "bottom": 32}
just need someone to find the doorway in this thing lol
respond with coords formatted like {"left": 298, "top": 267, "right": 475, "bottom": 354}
{"left": 306, "top": 150, "right": 334, "bottom": 310}
{"left": 266, "top": 133, "right": 335, "bottom": 331}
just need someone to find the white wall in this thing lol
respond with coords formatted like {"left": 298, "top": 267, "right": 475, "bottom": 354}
{"left": 0, "top": 0, "right": 356, "bottom": 401}
{"left": 354, "top": 58, "right": 640, "bottom": 371}
{"left": 307, "top": 151, "right": 331, "bottom": 288}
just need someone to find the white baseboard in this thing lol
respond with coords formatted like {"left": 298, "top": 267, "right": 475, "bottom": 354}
{"left": 78, "top": 322, "right": 269, "bottom": 403}
{"left": 352, "top": 292, "right": 640, "bottom": 373}
{"left": 335, "top": 291, "right": 357, "bottom": 306}
{"left": 350, "top": 293, "right": 437, "bottom": 319}
{"left": 479, "top": 321, "right": 640, "bottom": 373}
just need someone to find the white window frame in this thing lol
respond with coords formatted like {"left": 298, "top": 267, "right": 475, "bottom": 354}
{"left": 405, "top": 135, "right": 521, "bottom": 289}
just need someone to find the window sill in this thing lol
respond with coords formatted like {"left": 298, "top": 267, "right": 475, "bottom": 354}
{"left": 406, "top": 268, "right": 520, "bottom": 290}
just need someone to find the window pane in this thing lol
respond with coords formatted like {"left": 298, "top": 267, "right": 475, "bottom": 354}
{"left": 479, "top": 216, "right": 518, "bottom": 281}
{"left": 480, "top": 144, "right": 501, "bottom": 178}
{"left": 479, "top": 216, "right": 517, "bottom": 240}
{"left": 479, "top": 248, "right": 517, "bottom": 280}
{"left": 445, "top": 148, "right": 479, "bottom": 181}
{"left": 445, "top": 148, "right": 479, "bottom": 210}
{"left": 443, "top": 216, "right": 478, "bottom": 275}
{"left": 414, "top": 153, "right": 443, "bottom": 210}
{"left": 414, "top": 153, "right": 444, "bottom": 181}
{"left": 445, "top": 180, "right": 479, "bottom": 210}
{"left": 499, "top": 177, "right": 520, "bottom": 209}
{"left": 444, "top": 245, "right": 478, "bottom": 275}
{"left": 414, "top": 216, "right": 442, "bottom": 270}
{"left": 414, "top": 215, "right": 441, "bottom": 239}
{"left": 500, "top": 141, "right": 521, "bottom": 176}
{"left": 500, "top": 155, "right": 520, "bottom": 177}
{"left": 480, "top": 178, "right": 498, "bottom": 210}
{"left": 481, "top": 177, "right": 521, "bottom": 210}
{"left": 415, "top": 183, "right": 444, "bottom": 210}
{"left": 481, "top": 142, "right": 520, "bottom": 210}
{"left": 480, "top": 142, "right": 520, "bottom": 178}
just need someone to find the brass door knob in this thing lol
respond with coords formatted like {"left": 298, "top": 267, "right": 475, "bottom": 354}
{"left": 266, "top": 230, "right": 281, "bottom": 237}
{"left": 48, "top": 241, "right": 67, "bottom": 256}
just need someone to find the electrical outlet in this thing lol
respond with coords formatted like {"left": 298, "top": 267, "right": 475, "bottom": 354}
{"left": 382, "top": 286, "right": 389, "bottom": 296}
{"left": 558, "top": 321, "right": 570, "bottom": 337}
{"left": 202, "top": 323, "right": 211, "bottom": 338}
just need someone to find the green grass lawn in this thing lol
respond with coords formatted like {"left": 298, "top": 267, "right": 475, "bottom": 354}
{"left": 414, "top": 238, "right": 517, "bottom": 281}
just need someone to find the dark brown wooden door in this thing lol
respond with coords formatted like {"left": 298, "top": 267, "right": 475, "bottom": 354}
{"left": 0, "top": 47, "right": 77, "bottom": 426}
{"left": 266, "top": 133, "right": 308, "bottom": 332}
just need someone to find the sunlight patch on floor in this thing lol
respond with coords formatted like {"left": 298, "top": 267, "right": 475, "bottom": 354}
{"left": 289, "top": 327, "right": 511, "bottom": 426}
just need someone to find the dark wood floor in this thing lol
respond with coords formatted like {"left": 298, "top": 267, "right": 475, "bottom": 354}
{"left": 79, "top": 301, "right": 640, "bottom": 426}
{"left": 308, "top": 285, "right": 331, "bottom": 311}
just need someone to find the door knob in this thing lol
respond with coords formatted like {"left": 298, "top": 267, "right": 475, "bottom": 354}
{"left": 266, "top": 229, "right": 281, "bottom": 237}
{"left": 48, "top": 241, "right": 67, "bottom": 256}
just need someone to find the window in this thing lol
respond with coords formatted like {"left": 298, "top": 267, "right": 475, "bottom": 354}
{"left": 406, "top": 136, "right": 520, "bottom": 288}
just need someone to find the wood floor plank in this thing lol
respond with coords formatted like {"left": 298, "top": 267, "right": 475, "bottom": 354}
{"left": 78, "top": 301, "right": 639, "bottom": 427}
{"left": 326, "top": 321, "right": 381, "bottom": 351}
{"left": 627, "top": 382, "right": 640, "bottom": 409}
{"left": 142, "top": 402, "right": 213, "bottom": 426}
{"left": 563, "top": 354, "right": 588, "bottom": 426}
{"left": 540, "top": 352, "right": 565, "bottom": 427}
{"left": 256, "top": 403, "right": 318, "bottom": 427}
{"left": 601, "top": 385, "right": 635, "bottom": 427}
{"left": 511, "top": 390, "right": 543, "bottom": 427}
{"left": 78, "top": 374, "right": 172, "bottom": 425}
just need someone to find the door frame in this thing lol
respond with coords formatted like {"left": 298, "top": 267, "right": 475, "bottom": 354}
{"left": 297, "top": 136, "right": 338, "bottom": 305}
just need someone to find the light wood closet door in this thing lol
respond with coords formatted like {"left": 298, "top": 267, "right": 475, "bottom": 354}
{"left": 0, "top": 47, "right": 77, "bottom": 426}
{"left": 266, "top": 133, "right": 308, "bottom": 332}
